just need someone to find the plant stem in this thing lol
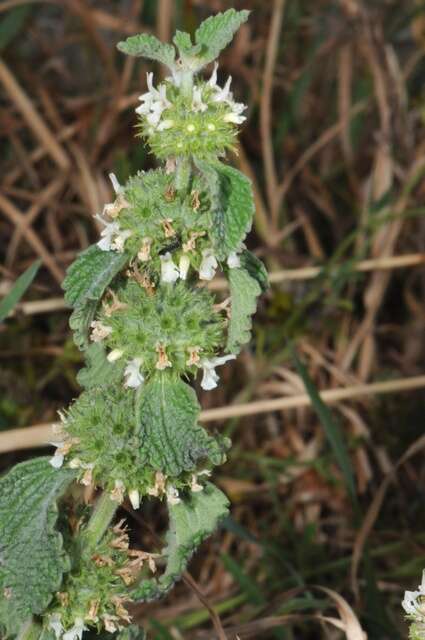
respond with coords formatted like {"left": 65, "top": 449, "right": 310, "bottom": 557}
{"left": 85, "top": 491, "right": 118, "bottom": 549}
{"left": 175, "top": 157, "right": 191, "bottom": 193}
{"left": 17, "top": 620, "right": 42, "bottom": 640}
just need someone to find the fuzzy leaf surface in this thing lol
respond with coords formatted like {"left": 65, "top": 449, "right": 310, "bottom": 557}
{"left": 227, "top": 267, "right": 261, "bottom": 355}
{"left": 137, "top": 376, "right": 225, "bottom": 476}
{"left": 197, "top": 160, "right": 254, "bottom": 260}
{"left": 240, "top": 250, "right": 269, "bottom": 293}
{"left": 117, "top": 33, "right": 175, "bottom": 68}
{"left": 0, "top": 458, "right": 75, "bottom": 636}
{"left": 63, "top": 245, "right": 128, "bottom": 309}
{"left": 195, "top": 9, "right": 250, "bottom": 65}
{"left": 76, "top": 343, "right": 124, "bottom": 389}
{"left": 131, "top": 483, "right": 229, "bottom": 601}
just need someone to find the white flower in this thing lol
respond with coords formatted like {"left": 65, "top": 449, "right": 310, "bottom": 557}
{"left": 49, "top": 441, "right": 66, "bottom": 469}
{"left": 136, "top": 73, "right": 171, "bottom": 129}
{"left": 207, "top": 62, "right": 219, "bottom": 88}
{"left": 192, "top": 86, "right": 207, "bottom": 112}
{"left": 129, "top": 488, "right": 140, "bottom": 510}
{"left": 213, "top": 76, "right": 232, "bottom": 103}
{"left": 403, "top": 572, "right": 425, "bottom": 617}
{"left": 95, "top": 215, "right": 132, "bottom": 253}
{"left": 227, "top": 252, "right": 241, "bottom": 268}
{"left": 49, "top": 613, "right": 64, "bottom": 639}
{"left": 107, "top": 349, "right": 123, "bottom": 362}
{"left": 199, "top": 248, "right": 218, "bottom": 281}
{"left": 124, "top": 358, "right": 144, "bottom": 388}
{"left": 179, "top": 254, "right": 190, "bottom": 280}
{"left": 111, "top": 229, "right": 132, "bottom": 253}
{"left": 109, "top": 173, "right": 122, "bottom": 195}
{"left": 200, "top": 354, "right": 236, "bottom": 391}
{"left": 96, "top": 216, "right": 120, "bottom": 251}
{"left": 223, "top": 110, "right": 246, "bottom": 125}
{"left": 63, "top": 618, "right": 87, "bottom": 640}
{"left": 160, "top": 252, "right": 180, "bottom": 283}
{"left": 166, "top": 485, "right": 181, "bottom": 505}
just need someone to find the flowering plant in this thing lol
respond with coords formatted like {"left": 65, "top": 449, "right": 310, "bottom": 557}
{"left": 0, "top": 9, "right": 267, "bottom": 639}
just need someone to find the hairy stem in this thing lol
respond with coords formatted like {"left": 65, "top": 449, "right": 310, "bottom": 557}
{"left": 175, "top": 156, "right": 192, "bottom": 192}
{"left": 85, "top": 491, "right": 118, "bottom": 549}
{"left": 17, "top": 620, "right": 42, "bottom": 640}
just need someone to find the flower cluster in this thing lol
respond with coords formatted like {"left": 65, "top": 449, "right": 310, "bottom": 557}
{"left": 135, "top": 64, "right": 247, "bottom": 158}
{"left": 90, "top": 279, "right": 228, "bottom": 386}
{"left": 49, "top": 386, "right": 230, "bottom": 505}
{"left": 47, "top": 521, "right": 157, "bottom": 639}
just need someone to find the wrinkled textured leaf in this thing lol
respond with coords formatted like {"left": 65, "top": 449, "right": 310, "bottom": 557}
{"left": 173, "top": 30, "right": 192, "bottom": 54}
{"left": 197, "top": 160, "right": 255, "bottom": 259}
{"left": 69, "top": 299, "right": 98, "bottom": 350}
{"left": 0, "top": 458, "right": 75, "bottom": 636}
{"left": 63, "top": 245, "right": 128, "bottom": 309}
{"left": 195, "top": 9, "right": 250, "bottom": 65}
{"left": 76, "top": 343, "right": 125, "bottom": 389}
{"left": 240, "top": 250, "right": 269, "bottom": 293}
{"left": 138, "top": 375, "right": 226, "bottom": 476}
{"left": 117, "top": 33, "right": 175, "bottom": 69}
{"left": 227, "top": 267, "right": 261, "bottom": 355}
{"left": 131, "top": 483, "right": 229, "bottom": 601}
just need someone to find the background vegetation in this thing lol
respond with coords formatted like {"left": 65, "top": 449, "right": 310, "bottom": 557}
{"left": 1, "top": 1, "right": 425, "bottom": 638}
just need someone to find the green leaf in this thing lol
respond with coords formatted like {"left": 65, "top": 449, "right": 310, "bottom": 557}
{"left": 0, "top": 259, "right": 41, "bottom": 323}
{"left": 63, "top": 245, "right": 128, "bottom": 309}
{"left": 0, "top": 458, "right": 75, "bottom": 636}
{"left": 227, "top": 267, "right": 261, "bottom": 355}
{"left": 197, "top": 160, "right": 255, "bottom": 260}
{"left": 68, "top": 299, "right": 98, "bottom": 350}
{"left": 195, "top": 9, "right": 250, "bottom": 65}
{"left": 117, "top": 33, "right": 175, "bottom": 69}
{"left": 131, "top": 483, "right": 229, "bottom": 602}
{"left": 0, "top": 5, "right": 33, "bottom": 52}
{"left": 173, "top": 30, "right": 192, "bottom": 54}
{"left": 239, "top": 250, "right": 269, "bottom": 293}
{"left": 138, "top": 375, "right": 227, "bottom": 476}
{"left": 76, "top": 343, "right": 125, "bottom": 389}
{"left": 292, "top": 349, "right": 357, "bottom": 504}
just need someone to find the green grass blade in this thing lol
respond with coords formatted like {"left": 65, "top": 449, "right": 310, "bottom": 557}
{"left": 292, "top": 347, "right": 357, "bottom": 503}
{"left": 0, "top": 260, "right": 41, "bottom": 323}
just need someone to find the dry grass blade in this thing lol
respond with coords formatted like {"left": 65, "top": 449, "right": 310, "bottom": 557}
{"left": 0, "top": 59, "right": 70, "bottom": 170}
{"left": 2, "top": 375, "right": 425, "bottom": 454}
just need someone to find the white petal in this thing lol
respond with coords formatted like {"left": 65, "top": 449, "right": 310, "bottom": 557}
{"left": 199, "top": 249, "right": 218, "bottom": 281}
{"left": 129, "top": 488, "right": 140, "bottom": 510}
{"left": 49, "top": 452, "right": 64, "bottom": 469}
{"left": 49, "top": 614, "right": 64, "bottom": 640}
{"left": 227, "top": 252, "right": 241, "bottom": 268}
{"left": 109, "top": 173, "right": 122, "bottom": 194}
{"left": 160, "top": 252, "right": 180, "bottom": 283}
{"left": 223, "top": 112, "right": 246, "bottom": 124}
{"left": 107, "top": 349, "right": 124, "bottom": 362}
{"left": 214, "top": 76, "right": 232, "bottom": 102}
{"left": 200, "top": 355, "right": 236, "bottom": 391}
{"left": 201, "top": 364, "right": 219, "bottom": 391}
{"left": 207, "top": 62, "right": 219, "bottom": 88}
{"left": 179, "top": 255, "right": 190, "bottom": 280}
{"left": 166, "top": 485, "right": 181, "bottom": 505}
{"left": 124, "top": 358, "right": 144, "bottom": 388}
{"left": 402, "top": 590, "right": 421, "bottom": 615}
